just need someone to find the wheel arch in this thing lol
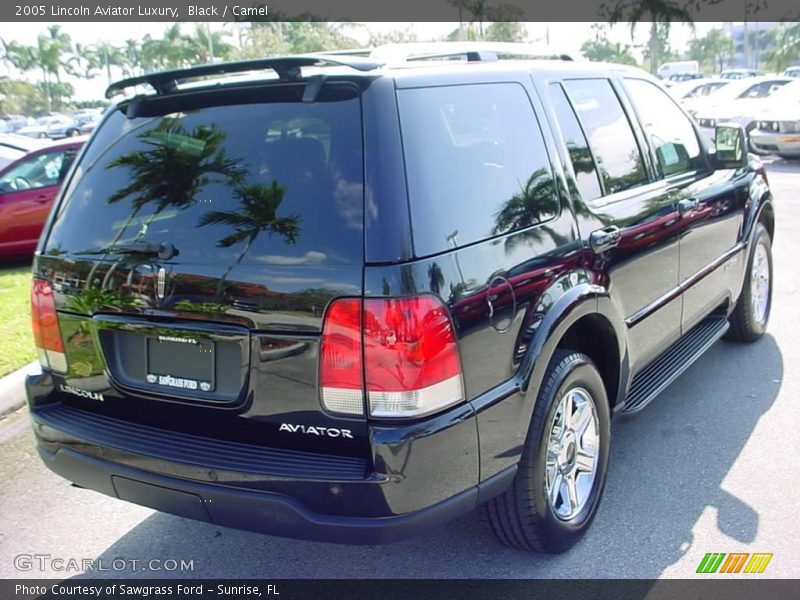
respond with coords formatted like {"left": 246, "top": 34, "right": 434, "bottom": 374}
{"left": 518, "top": 282, "right": 629, "bottom": 418}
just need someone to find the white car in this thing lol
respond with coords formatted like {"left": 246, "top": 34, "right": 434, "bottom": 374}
{"left": 693, "top": 76, "right": 795, "bottom": 140}
{"left": 750, "top": 94, "right": 800, "bottom": 158}
{"left": 720, "top": 68, "right": 760, "bottom": 80}
{"left": 684, "top": 75, "right": 792, "bottom": 118}
{"left": 0, "top": 133, "right": 47, "bottom": 170}
{"left": 783, "top": 66, "right": 800, "bottom": 78}
{"left": 668, "top": 78, "right": 730, "bottom": 105}
{"left": 16, "top": 115, "right": 77, "bottom": 139}
{"left": 656, "top": 60, "right": 699, "bottom": 79}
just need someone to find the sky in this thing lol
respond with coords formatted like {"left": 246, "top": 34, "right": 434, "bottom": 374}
{"left": 1, "top": 21, "right": 717, "bottom": 101}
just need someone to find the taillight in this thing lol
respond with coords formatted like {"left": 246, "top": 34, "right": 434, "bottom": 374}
{"left": 31, "top": 279, "right": 67, "bottom": 373}
{"left": 319, "top": 295, "right": 464, "bottom": 419}
{"left": 319, "top": 298, "right": 364, "bottom": 416}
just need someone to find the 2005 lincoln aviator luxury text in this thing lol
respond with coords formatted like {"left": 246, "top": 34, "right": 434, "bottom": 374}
{"left": 25, "top": 44, "right": 774, "bottom": 553}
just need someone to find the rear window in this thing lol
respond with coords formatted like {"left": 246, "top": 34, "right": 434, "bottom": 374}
{"left": 45, "top": 92, "right": 364, "bottom": 267}
{"left": 397, "top": 83, "right": 558, "bottom": 256}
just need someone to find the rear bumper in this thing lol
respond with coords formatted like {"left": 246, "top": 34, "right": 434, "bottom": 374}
{"left": 28, "top": 373, "right": 510, "bottom": 544}
{"left": 36, "top": 444, "right": 513, "bottom": 545}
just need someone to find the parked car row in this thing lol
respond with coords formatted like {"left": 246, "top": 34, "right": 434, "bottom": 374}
{"left": 1, "top": 108, "right": 103, "bottom": 140}
{"left": 664, "top": 71, "right": 800, "bottom": 159}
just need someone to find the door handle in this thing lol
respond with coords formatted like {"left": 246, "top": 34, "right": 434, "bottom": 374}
{"left": 34, "top": 195, "right": 50, "bottom": 203}
{"left": 678, "top": 198, "right": 699, "bottom": 216}
{"left": 589, "top": 226, "right": 621, "bottom": 253}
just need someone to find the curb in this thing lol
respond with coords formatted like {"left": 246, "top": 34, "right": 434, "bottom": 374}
{"left": 0, "top": 361, "right": 39, "bottom": 419}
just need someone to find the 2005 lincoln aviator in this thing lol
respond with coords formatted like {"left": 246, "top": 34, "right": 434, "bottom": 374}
{"left": 26, "top": 45, "right": 774, "bottom": 552}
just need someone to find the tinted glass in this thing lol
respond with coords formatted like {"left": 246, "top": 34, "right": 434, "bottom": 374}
{"left": 548, "top": 83, "right": 602, "bottom": 203}
{"left": 0, "top": 149, "right": 68, "bottom": 192}
{"left": 563, "top": 79, "right": 648, "bottom": 195}
{"left": 398, "top": 83, "right": 558, "bottom": 256}
{"left": 625, "top": 79, "right": 703, "bottom": 177}
{"left": 45, "top": 96, "right": 364, "bottom": 266}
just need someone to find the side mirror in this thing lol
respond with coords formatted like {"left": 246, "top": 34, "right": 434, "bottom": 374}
{"left": 713, "top": 124, "right": 747, "bottom": 169}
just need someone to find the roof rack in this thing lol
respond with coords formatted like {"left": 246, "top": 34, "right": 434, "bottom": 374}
{"left": 106, "top": 43, "right": 579, "bottom": 100}
{"left": 366, "top": 42, "right": 578, "bottom": 64}
{"left": 105, "top": 54, "right": 383, "bottom": 99}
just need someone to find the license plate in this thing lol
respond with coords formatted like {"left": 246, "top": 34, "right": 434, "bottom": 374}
{"left": 145, "top": 336, "right": 215, "bottom": 392}
{"left": 780, "top": 135, "right": 800, "bottom": 142}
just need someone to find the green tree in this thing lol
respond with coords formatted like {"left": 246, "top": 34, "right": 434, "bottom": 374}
{"left": 186, "top": 24, "right": 234, "bottom": 63}
{"left": 763, "top": 24, "right": 800, "bottom": 72}
{"left": 368, "top": 27, "right": 418, "bottom": 47}
{"left": 581, "top": 38, "right": 639, "bottom": 65}
{"left": 38, "top": 25, "right": 74, "bottom": 109}
{"left": 0, "top": 78, "right": 47, "bottom": 114}
{"left": 122, "top": 39, "right": 142, "bottom": 76}
{"left": 92, "top": 41, "right": 125, "bottom": 86}
{"left": 601, "top": 0, "right": 695, "bottom": 74}
{"left": 485, "top": 22, "right": 527, "bottom": 43}
{"left": 233, "top": 12, "right": 358, "bottom": 57}
{"left": 688, "top": 28, "right": 734, "bottom": 72}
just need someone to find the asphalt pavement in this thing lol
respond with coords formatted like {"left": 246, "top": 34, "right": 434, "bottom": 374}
{"left": 0, "top": 159, "right": 798, "bottom": 579}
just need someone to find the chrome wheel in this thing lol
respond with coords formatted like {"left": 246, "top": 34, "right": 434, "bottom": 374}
{"left": 750, "top": 241, "right": 770, "bottom": 325}
{"left": 545, "top": 387, "right": 599, "bottom": 521}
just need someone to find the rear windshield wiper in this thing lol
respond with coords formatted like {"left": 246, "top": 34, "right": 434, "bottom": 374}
{"left": 78, "top": 241, "right": 179, "bottom": 260}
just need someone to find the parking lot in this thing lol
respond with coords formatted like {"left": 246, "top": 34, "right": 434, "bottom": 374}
{"left": 0, "top": 158, "right": 797, "bottom": 580}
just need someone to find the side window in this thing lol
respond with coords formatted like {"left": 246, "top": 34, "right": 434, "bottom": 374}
{"left": 563, "top": 79, "right": 648, "bottom": 196}
{"left": 0, "top": 150, "right": 66, "bottom": 193}
{"left": 397, "top": 83, "right": 558, "bottom": 256}
{"left": 624, "top": 78, "right": 703, "bottom": 177}
{"left": 547, "top": 83, "right": 602, "bottom": 203}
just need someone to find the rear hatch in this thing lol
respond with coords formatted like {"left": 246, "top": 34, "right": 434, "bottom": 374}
{"left": 33, "top": 80, "right": 370, "bottom": 465}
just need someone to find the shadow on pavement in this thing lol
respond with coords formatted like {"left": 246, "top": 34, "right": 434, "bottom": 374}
{"left": 71, "top": 334, "right": 782, "bottom": 579}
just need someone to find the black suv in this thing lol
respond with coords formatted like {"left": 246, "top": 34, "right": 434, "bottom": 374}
{"left": 26, "top": 47, "right": 774, "bottom": 553}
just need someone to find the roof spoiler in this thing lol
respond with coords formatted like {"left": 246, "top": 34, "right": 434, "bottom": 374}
{"left": 105, "top": 54, "right": 383, "bottom": 99}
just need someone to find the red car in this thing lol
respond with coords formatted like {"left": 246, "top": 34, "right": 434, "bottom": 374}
{"left": 0, "top": 137, "right": 85, "bottom": 258}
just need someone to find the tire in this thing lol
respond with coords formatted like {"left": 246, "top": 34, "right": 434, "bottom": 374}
{"left": 482, "top": 350, "right": 611, "bottom": 553}
{"left": 727, "top": 222, "right": 773, "bottom": 342}
{"left": 66, "top": 128, "right": 79, "bottom": 137}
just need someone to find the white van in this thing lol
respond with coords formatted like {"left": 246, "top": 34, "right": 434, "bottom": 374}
{"left": 657, "top": 60, "right": 699, "bottom": 79}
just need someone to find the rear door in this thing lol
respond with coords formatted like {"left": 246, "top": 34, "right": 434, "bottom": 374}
{"left": 37, "top": 82, "right": 371, "bottom": 459}
{"left": 621, "top": 77, "right": 746, "bottom": 331}
{"left": 535, "top": 73, "right": 683, "bottom": 371}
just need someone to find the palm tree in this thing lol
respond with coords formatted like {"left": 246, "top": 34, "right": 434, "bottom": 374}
{"left": 492, "top": 169, "right": 568, "bottom": 252}
{"left": 92, "top": 41, "right": 124, "bottom": 87}
{"left": 122, "top": 39, "right": 142, "bottom": 76}
{"left": 199, "top": 180, "right": 301, "bottom": 297}
{"left": 88, "top": 122, "right": 246, "bottom": 289}
{"left": 186, "top": 25, "right": 234, "bottom": 63}
{"left": 601, "top": 0, "right": 695, "bottom": 74}
{"left": 39, "top": 25, "right": 74, "bottom": 108}
{"left": 69, "top": 43, "right": 99, "bottom": 80}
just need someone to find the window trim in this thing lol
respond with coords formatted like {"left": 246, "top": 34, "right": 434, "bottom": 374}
{"left": 559, "top": 76, "right": 653, "bottom": 205}
{"left": 546, "top": 81, "right": 605, "bottom": 202}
